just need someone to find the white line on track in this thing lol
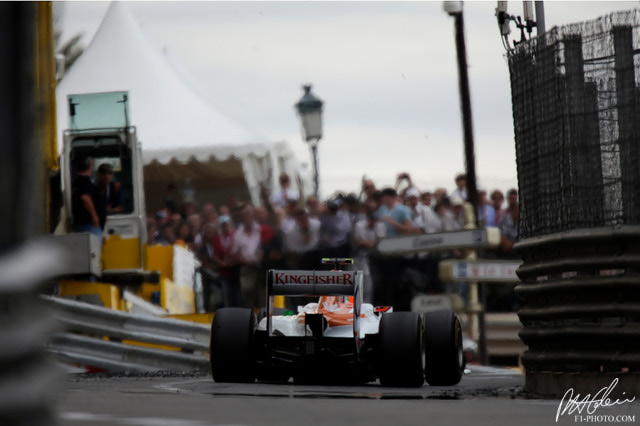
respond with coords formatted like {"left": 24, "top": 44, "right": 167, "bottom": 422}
{"left": 59, "top": 411, "right": 246, "bottom": 426}
{"left": 153, "top": 378, "right": 211, "bottom": 393}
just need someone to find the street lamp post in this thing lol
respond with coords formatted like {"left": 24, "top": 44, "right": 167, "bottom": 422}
{"left": 444, "top": 1, "right": 487, "bottom": 365}
{"left": 295, "top": 84, "right": 324, "bottom": 197}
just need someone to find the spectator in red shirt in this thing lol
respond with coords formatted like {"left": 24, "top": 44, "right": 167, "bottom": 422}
{"left": 212, "top": 215, "right": 241, "bottom": 307}
{"left": 197, "top": 223, "right": 221, "bottom": 311}
{"left": 255, "top": 205, "right": 287, "bottom": 271}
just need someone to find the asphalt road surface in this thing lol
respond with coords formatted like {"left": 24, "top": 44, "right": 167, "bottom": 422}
{"left": 56, "top": 366, "right": 640, "bottom": 426}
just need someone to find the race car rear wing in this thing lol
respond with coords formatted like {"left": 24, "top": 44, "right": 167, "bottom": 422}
{"left": 267, "top": 270, "right": 363, "bottom": 296}
{"left": 266, "top": 268, "right": 365, "bottom": 349}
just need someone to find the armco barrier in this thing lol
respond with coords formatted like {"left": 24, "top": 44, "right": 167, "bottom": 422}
{"left": 42, "top": 295, "right": 211, "bottom": 372}
{"left": 47, "top": 332, "right": 209, "bottom": 372}
{"left": 515, "top": 226, "right": 640, "bottom": 397}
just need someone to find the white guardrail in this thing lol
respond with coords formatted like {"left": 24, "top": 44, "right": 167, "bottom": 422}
{"left": 42, "top": 295, "right": 211, "bottom": 372}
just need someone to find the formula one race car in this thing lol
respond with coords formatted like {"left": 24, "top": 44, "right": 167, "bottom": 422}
{"left": 209, "top": 259, "right": 464, "bottom": 387}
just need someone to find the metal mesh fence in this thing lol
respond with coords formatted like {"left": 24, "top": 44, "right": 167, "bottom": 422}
{"left": 508, "top": 10, "right": 640, "bottom": 239}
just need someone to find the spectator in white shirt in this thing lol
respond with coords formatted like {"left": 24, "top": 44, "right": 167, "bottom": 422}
{"left": 280, "top": 199, "right": 299, "bottom": 234}
{"left": 232, "top": 205, "right": 263, "bottom": 309}
{"left": 360, "top": 177, "right": 377, "bottom": 204}
{"left": 305, "top": 195, "right": 323, "bottom": 219}
{"left": 421, "top": 191, "right": 433, "bottom": 209}
{"left": 405, "top": 187, "right": 441, "bottom": 234}
{"left": 405, "top": 187, "right": 425, "bottom": 232}
{"left": 353, "top": 206, "right": 386, "bottom": 303}
{"left": 270, "top": 173, "right": 299, "bottom": 208}
{"left": 283, "top": 207, "right": 321, "bottom": 269}
{"left": 435, "top": 200, "right": 455, "bottom": 232}
{"left": 319, "top": 198, "right": 352, "bottom": 259}
{"left": 450, "top": 173, "right": 468, "bottom": 201}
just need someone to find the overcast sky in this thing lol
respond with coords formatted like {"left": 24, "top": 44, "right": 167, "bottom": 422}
{"left": 56, "top": 1, "right": 636, "bottom": 198}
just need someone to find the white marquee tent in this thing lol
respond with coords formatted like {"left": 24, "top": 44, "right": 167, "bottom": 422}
{"left": 56, "top": 1, "right": 305, "bottom": 210}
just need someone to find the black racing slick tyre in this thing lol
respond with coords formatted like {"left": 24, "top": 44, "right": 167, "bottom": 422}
{"left": 378, "top": 312, "right": 425, "bottom": 387}
{"left": 423, "top": 310, "right": 464, "bottom": 386}
{"left": 210, "top": 307, "right": 256, "bottom": 383}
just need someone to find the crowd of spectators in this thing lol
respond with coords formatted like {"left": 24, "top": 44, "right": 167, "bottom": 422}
{"left": 144, "top": 172, "right": 520, "bottom": 313}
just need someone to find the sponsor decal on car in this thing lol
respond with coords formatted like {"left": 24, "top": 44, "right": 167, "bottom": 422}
{"left": 273, "top": 272, "right": 355, "bottom": 285}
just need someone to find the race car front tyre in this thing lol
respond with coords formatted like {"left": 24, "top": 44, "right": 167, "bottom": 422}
{"left": 210, "top": 307, "right": 256, "bottom": 383}
{"left": 423, "top": 310, "right": 464, "bottom": 386}
{"left": 378, "top": 312, "right": 425, "bottom": 387}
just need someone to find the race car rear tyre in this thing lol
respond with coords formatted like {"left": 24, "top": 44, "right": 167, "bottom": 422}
{"left": 210, "top": 307, "right": 256, "bottom": 383}
{"left": 378, "top": 312, "right": 425, "bottom": 387}
{"left": 423, "top": 310, "right": 464, "bottom": 386}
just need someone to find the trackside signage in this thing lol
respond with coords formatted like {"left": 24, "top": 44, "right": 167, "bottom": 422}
{"left": 268, "top": 270, "right": 360, "bottom": 296}
{"left": 376, "top": 229, "right": 489, "bottom": 255}
{"left": 442, "top": 260, "right": 521, "bottom": 283}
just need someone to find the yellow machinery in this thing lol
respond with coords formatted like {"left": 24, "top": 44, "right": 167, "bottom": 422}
{"left": 39, "top": 3, "right": 255, "bottom": 320}
{"left": 48, "top": 88, "right": 200, "bottom": 315}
